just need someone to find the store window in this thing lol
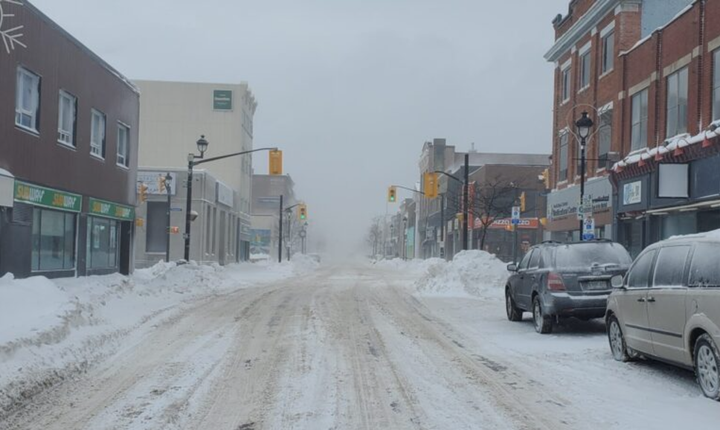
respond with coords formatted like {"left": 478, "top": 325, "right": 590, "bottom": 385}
{"left": 87, "top": 217, "right": 119, "bottom": 269}
{"left": 31, "top": 208, "right": 76, "bottom": 271}
{"left": 661, "top": 213, "right": 696, "bottom": 240}
{"left": 146, "top": 202, "right": 167, "bottom": 253}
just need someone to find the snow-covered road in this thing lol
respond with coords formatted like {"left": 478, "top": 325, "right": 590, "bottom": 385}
{"left": 2, "top": 261, "right": 719, "bottom": 429}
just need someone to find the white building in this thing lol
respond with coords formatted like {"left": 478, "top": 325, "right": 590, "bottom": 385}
{"left": 134, "top": 80, "right": 257, "bottom": 263}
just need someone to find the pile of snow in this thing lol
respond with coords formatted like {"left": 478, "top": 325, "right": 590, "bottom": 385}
{"left": 374, "top": 257, "right": 445, "bottom": 274}
{"left": 271, "top": 253, "right": 320, "bottom": 277}
{"left": 0, "top": 259, "right": 312, "bottom": 419}
{"left": 414, "top": 250, "right": 510, "bottom": 299}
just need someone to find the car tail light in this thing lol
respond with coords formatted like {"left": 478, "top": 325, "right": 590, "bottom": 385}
{"left": 547, "top": 272, "right": 566, "bottom": 291}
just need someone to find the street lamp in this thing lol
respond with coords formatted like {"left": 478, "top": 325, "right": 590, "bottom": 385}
{"left": 184, "top": 135, "right": 210, "bottom": 261}
{"left": 575, "top": 112, "right": 594, "bottom": 239}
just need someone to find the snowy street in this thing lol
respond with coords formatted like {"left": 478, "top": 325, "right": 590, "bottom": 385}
{"left": 1, "top": 254, "right": 718, "bottom": 429}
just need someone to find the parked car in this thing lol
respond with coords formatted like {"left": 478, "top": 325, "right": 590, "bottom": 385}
{"left": 606, "top": 233, "right": 720, "bottom": 401}
{"left": 505, "top": 240, "right": 632, "bottom": 334}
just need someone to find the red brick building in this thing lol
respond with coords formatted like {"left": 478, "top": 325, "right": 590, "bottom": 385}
{"left": 544, "top": 0, "right": 697, "bottom": 251}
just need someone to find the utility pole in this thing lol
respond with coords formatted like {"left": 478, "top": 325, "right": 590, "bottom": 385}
{"left": 440, "top": 193, "right": 445, "bottom": 259}
{"left": 184, "top": 155, "right": 195, "bottom": 261}
{"left": 278, "top": 194, "right": 284, "bottom": 263}
{"left": 463, "top": 153, "right": 469, "bottom": 251}
{"left": 513, "top": 185, "right": 519, "bottom": 264}
{"left": 165, "top": 173, "right": 172, "bottom": 263}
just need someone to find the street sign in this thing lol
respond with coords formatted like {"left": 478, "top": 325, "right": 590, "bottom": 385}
{"left": 170, "top": 207, "right": 183, "bottom": 211}
{"left": 583, "top": 217, "right": 595, "bottom": 241}
{"left": 511, "top": 206, "right": 520, "bottom": 225}
{"left": 169, "top": 226, "right": 180, "bottom": 234}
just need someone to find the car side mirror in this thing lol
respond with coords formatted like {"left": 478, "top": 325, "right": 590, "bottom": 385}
{"left": 611, "top": 275, "right": 625, "bottom": 289}
{"left": 507, "top": 263, "right": 518, "bottom": 272}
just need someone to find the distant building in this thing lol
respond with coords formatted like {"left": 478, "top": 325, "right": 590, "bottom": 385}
{"left": 0, "top": 1, "right": 139, "bottom": 278}
{"left": 133, "top": 80, "right": 257, "bottom": 262}
{"left": 250, "top": 174, "right": 297, "bottom": 258}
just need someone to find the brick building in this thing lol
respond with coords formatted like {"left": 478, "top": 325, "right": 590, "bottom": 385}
{"left": 544, "top": 0, "right": 693, "bottom": 243}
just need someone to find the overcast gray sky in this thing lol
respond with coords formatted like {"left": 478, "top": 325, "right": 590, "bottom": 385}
{"left": 32, "top": 0, "right": 569, "bottom": 254}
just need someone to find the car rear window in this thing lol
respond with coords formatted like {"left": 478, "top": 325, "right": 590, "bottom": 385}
{"left": 689, "top": 243, "right": 720, "bottom": 287}
{"left": 554, "top": 243, "right": 632, "bottom": 269}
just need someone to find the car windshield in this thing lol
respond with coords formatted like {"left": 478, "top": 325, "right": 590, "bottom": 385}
{"left": 554, "top": 243, "right": 632, "bottom": 270}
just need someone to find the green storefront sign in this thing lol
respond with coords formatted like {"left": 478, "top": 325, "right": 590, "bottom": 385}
{"left": 213, "top": 90, "right": 233, "bottom": 110}
{"left": 89, "top": 198, "right": 135, "bottom": 221}
{"left": 14, "top": 180, "right": 82, "bottom": 212}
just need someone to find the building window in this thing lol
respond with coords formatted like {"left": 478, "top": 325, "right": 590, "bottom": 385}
{"left": 58, "top": 90, "right": 77, "bottom": 146}
{"left": 117, "top": 123, "right": 130, "bottom": 167}
{"left": 87, "top": 217, "right": 119, "bottom": 270}
{"left": 579, "top": 50, "right": 591, "bottom": 90}
{"left": 146, "top": 202, "right": 168, "bottom": 253}
{"left": 713, "top": 50, "right": 720, "bottom": 121}
{"left": 559, "top": 133, "right": 569, "bottom": 181}
{"left": 15, "top": 67, "right": 41, "bottom": 132}
{"left": 31, "top": 208, "right": 76, "bottom": 271}
{"left": 598, "top": 108, "right": 612, "bottom": 168}
{"left": 90, "top": 109, "right": 106, "bottom": 158}
{"left": 561, "top": 66, "right": 571, "bottom": 102}
{"left": 205, "top": 205, "right": 212, "bottom": 255}
{"left": 631, "top": 89, "right": 649, "bottom": 151}
{"left": 666, "top": 67, "right": 689, "bottom": 138}
{"left": 601, "top": 31, "right": 614, "bottom": 74}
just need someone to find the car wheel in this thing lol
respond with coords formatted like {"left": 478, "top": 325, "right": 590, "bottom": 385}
{"left": 532, "top": 295, "right": 553, "bottom": 334}
{"left": 607, "top": 315, "right": 631, "bottom": 362}
{"left": 505, "top": 288, "right": 523, "bottom": 322}
{"left": 694, "top": 334, "right": 720, "bottom": 401}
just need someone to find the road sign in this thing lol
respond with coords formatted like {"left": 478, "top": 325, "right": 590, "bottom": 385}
{"left": 511, "top": 206, "right": 520, "bottom": 225}
{"left": 170, "top": 207, "right": 183, "bottom": 212}
{"left": 583, "top": 217, "right": 595, "bottom": 241}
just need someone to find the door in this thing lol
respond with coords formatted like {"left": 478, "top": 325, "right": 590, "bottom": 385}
{"left": 648, "top": 245, "right": 691, "bottom": 364}
{"left": 515, "top": 249, "right": 535, "bottom": 309}
{"left": 615, "top": 249, "right": 656, "bottom": 355}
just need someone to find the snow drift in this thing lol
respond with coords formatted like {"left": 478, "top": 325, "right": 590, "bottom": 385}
{"left": 414, "top": 251, "right": 510, "bottom": 299}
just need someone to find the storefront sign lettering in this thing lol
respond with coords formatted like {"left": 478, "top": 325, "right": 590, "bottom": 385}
{"left": 14, "top": 180, "right": 82, "bottom": 212}
{"left": 89, "top": 198, "right": 134, "bottom": 221}
{"left": 623, "top": 181, "right": 642, "bottom": 206}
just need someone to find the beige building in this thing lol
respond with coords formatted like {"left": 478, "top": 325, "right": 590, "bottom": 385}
{"left": 134, "top": 80, "right": 257, "bottom": 262}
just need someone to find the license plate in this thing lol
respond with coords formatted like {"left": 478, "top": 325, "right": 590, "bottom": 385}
{"left": 584, "top": 281, "right": 608, "bottom": 290}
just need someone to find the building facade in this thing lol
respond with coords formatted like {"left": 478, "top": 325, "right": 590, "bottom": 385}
{"left": 134, "top": 80, "right": 257, "bottom": 262}
{"left": 545, "top": 0, "right": 693, "bottom": 242}
{"left": 0, "top": 1, "right": 139, "bottom": 278}
{"left": 250, "top": 174, "right": 298, "bottom": 258}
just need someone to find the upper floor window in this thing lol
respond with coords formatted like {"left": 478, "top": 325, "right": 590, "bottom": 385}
{"left": 601, "top": 30, "right": 615, "bottom": 74}
{"left": 90, "top": 109, "right": 106, "bottom": 159}
{"left": 117, "top": 123, "right": 130, "bottom": 167}
{"left": 559, "top": 132, "right": 569, "bottom": 182}
{"left": 15, "top": 67, "right": 41, "bottom": 132}
{"left": 713, "top": 50, "right": 720, "bottom": 121}
{"left": 631, "top": 89, "right": 649, "bottom": 151}
{"left": 666, "top": 67, "right": 688, "bottom": 138}
{"left": 579, "top": 48, "right": 591, "bottom": 90}
{"left": 598, "top": 108, "right": 613, "bottom": 168}
{"left": 561, "top": 65, "right": 571, "bottom": 102}
{"left": 58, "top": 90, "right": 77, "bottom": 146}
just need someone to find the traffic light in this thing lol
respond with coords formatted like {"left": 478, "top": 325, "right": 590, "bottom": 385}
{"left": 540, "top": 168, "right": 550, "bottom": 189}
{"left": 520, "top": 192, "right": 526, "bottom": 212}
{"left": 138, "top": 182, "right": 148, "bottom": 203}
{"left": 388, "top": 186, "right": 397, "bottom": 203}
{"left": 269, "top": 150, "right": 283, "bottom": 175}
{"left": 423, "top": 172, "right": 439, "bottom": 199}
{"left": 158, "top": 175, "right": 167, "bottom": 193}
{"left": 298, "top": 204, "right": 308, "bottom": 221}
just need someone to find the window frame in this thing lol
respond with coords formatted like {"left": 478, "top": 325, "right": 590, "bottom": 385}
{"left": 631, "top": 89, "right": 649, "bottom": 151}
{"left": 666, "top": 66, "right": 689, "bottom": 138}
{"left": 601, "top": 30, "right": 615, "bottom": 75}
{"left": 116, "top": 122, "right": 130, "bottom": 168}
{"left": 652, "top": 245, "right": 691, "bottom": 288}
{"left": 57, "top": 90, "right": 77, "bottom": 147}
{"left": 626, "top": 249, "right": 657, "bottom": 289}
{"left": 559, "top": 132, "right": 569, "bottom": 182}
{"left": 713, "top": 50, "right": 720, "bottom": 121}
{"left": 90, "top": 109, "right": 106, "bottom": 159}
{"left": 15, "top": 66, "right": 41, "bottom": 133}
{"left": 579, "top": 47, "right": 591, "bottom": 91}
{"left": 561, "top": 64, "right": 572, "bottom": 103}
{"left": 598, "top": 107, "right": 613, "bottom": 168}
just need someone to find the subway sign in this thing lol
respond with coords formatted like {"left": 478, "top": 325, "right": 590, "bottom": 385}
{"left": 14, "top": 180, "right": 82, "bottom": 212}
{"left": 89, "top": 198, "right": 135, "bottom": 221}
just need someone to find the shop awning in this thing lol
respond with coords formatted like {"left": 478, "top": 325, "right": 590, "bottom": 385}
{"left": 646, "top": 198, "right": 720, "bottom": 215}
{"left": 0, "top": 169, "right": 14, "bottom": 208}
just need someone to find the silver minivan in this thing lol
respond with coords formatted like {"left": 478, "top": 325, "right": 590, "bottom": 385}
{"left": 606, "top": 233, "right": 720, "bottom": 400}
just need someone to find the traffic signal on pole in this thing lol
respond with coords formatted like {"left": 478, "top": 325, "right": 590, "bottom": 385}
{"left": 541, "top": 168, "right": 550, "bottom": 189}
{"left": 298, "top": 204, "right": 308, "bottom": 221}
{"left": 424, "top": 172, "right": 439, "bottom": 199}
{"left": 138, "top": 183, "right": 148, "bottom": 203}
{"left": 388, "top": 186, "right": 397, "bottom": 203}
{"left": 158, "top": 176, "right": 167, "bottom": 193}
{"left": 269, "top": 150, "right": 283, "bottom": 175}
{"left": 520, "top": 192, "right": 526, "bottom": 212}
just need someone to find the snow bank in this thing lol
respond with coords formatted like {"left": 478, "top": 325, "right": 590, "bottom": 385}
{"left": 374, "top": 257, "right": 445, "bottom": 274}
{"left": 414, "top": 251, "right": 510, "bottom": 299}
{"left": 0, "top": 259, "right": 312, "bottom": 419}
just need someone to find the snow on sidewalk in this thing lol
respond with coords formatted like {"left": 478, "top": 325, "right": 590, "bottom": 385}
{"left": 0, "top": 258, "right": 314, "bottom": 418}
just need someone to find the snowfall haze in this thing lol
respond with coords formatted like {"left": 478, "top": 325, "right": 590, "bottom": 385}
{"left": 28, "top": 0, "right": 568, "bottom": 256}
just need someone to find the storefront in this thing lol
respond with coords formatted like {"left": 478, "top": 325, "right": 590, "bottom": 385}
{"left": 546, "top": 177, "right": 613, "bottom": 242}
{"left": 86, "top": 198, "right": 134, "bottom": 275}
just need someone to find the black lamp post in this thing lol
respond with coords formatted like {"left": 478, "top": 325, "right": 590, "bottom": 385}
{"left": 164, "top": 171, "right": 172, "bottom": 263}
{"left": 183, "top": 135, "right": 209, "bottom": 261}
{"left": 575, "top": 112, "right": 594, "bottom": 238}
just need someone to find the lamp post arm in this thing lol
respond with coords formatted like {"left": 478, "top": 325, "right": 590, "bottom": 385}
{"left": 391, "top": 185, "right": 425, "bottom": 195}
{"left": 192, "top": 147, "right": 278, "bottom": 167}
